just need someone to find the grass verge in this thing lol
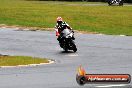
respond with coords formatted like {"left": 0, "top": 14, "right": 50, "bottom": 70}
{"left": 0, "top": 0, "right": 132, "bottom": 35}
{"left": 0, "top": 55, "right": 49, "bottom": 66}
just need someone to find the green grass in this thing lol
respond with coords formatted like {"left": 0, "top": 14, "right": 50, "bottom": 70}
{"left": 0, "top": 0, "right": 132, "bottom": 35}
{"left": 0, "top": 55, "right": 49, "bottom": 66}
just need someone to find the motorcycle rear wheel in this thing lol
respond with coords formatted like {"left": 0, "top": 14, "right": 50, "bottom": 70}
{"left": 119, "top": 1, "right": 123, "bottom": 6}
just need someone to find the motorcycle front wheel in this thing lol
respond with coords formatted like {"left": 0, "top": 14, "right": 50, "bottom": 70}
{"left": 73, "top": 46, "right": 77, "bottom": 52}
{"left": 71, "top": 41, "right": 77, "bottom": 52}
{"left": 108, "top": 0, "right": 113, "bottom": 5}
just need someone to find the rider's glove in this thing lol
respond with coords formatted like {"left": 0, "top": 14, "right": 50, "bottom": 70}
{"left": 72, "top": 30, "right": 74, "bottom": 33}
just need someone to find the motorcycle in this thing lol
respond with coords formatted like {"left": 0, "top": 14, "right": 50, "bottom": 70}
{"left": 57, "top": 29, "right": 77, "bottom": 52}
{"left": 108, "top": 0, "right": 123, "bottom": 6}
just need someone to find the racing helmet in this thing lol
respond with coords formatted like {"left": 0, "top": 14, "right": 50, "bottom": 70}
{"left": 57, "top": 17, "right": 63, "bottom": 24}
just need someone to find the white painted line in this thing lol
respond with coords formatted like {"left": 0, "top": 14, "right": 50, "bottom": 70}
{"left": 120, "top": 35, "right": 126, "bottom": 36}
{"left": 66, "top": 54, "right": 78, "bottom": 57}
{"left": 0, "top": 66, "right": 16, "bottom": 68}
{"left": 1, "top": 27, "right": 6, "bottom": 28}
{"left": 18, "top": 65, "right": 29, "bottom": 67}
{"left": 98, "top": 33, "right": 104, "bottom": 35}
{"left": 96, "top": 84, "right": 127, "bottom": 87}
{"left": 23, "top": 29, "right": 29, "bottom": 31}
{"left": 14, "top": 27, "right": 19, "bottom": 30}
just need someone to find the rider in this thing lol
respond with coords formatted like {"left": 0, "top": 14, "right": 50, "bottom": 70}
{"left": 55, "top": 17, "right": 74, "bottom": 42}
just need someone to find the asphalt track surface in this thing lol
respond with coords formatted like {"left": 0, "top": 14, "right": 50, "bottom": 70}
{"left": 0, "top": 28, "right": 132, "bottom": 88}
